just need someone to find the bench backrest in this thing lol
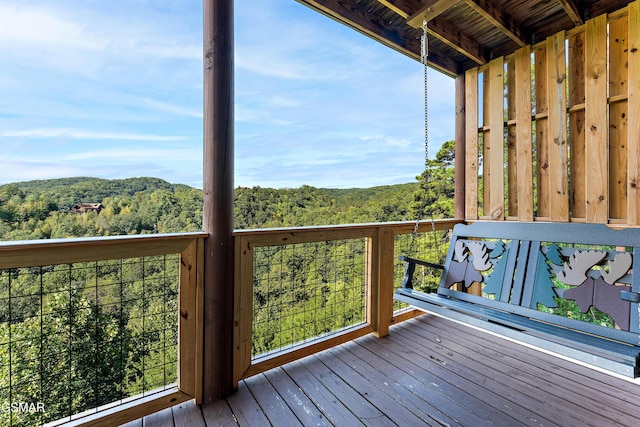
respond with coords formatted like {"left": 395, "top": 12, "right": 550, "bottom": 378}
{"left": 440, "top": 222, "right": 640, "bottom": 345}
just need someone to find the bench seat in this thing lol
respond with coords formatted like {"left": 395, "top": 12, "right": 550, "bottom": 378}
{"left": 395, "top": 221, "right": 640, "bottom": 377}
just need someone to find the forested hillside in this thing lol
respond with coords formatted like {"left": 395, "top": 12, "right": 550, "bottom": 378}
{"left": 0, "top": 142, "right": 455, "bottom": 425}
{"left": 0, "top": 141, "right": 455, "bottom": 240}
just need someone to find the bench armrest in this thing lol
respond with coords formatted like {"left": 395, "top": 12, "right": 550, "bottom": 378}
{"left": 399, "top": 256, "right": 444, "bottom": 289}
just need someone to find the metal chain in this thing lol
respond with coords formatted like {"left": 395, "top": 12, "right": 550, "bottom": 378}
{"left": 408, "top": 18, "right": 431, "bottom": 257}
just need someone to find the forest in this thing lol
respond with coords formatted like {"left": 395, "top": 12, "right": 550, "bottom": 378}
{"left": 0, "top": 141, "right": 455, "bottom": 425}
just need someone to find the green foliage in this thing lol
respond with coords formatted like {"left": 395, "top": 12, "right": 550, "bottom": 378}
{"left": 410, "top": 140, "right": 456, "bottom": 220}
{"left": 0, "top": 150, "right": 458, "bottom": 422}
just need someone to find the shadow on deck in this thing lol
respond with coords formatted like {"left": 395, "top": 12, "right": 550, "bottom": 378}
{"left": 123, "top": 314, "right": 640, "bottom": 426}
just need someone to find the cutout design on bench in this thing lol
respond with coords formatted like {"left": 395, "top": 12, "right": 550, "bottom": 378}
{"left": 555, "top": 249, "right": 633, "bottom": 331}
{"left": 530, "top": 247, "right": 561, "bottom": 308}
{"left": 444, "top": 239, "right": 508, "bottom": 292}
{"left": 395, "top": 222, "right": 640, "bottom": 377}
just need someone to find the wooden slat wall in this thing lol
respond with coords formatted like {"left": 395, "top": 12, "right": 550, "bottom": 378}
{"left": 463, "top": 1, "right": 640, "bottom": 226}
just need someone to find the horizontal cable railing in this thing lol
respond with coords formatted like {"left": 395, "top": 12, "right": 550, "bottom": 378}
{"left": 0, "top": 233, "right": 205, "bottom": 427}
{"left": 233, "top": 219, "right": 461, "bottom": 381}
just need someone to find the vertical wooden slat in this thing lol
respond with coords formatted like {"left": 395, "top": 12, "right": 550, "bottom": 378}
{"left": 585, "top": 14, "right": 609, "bottom": 223}
{"left": 629, "top": 0, "right": 640, "bottom": 225}
{"left": 483, "top": 70, "right": 491, "bottom": 217}
{"left": 609, "top": 15, "right": 629, "bottom": 220}
{"left": 369, "top": 228, "right": 395, "bottom": 338}
{"left": 515, "top": 45, "right": 533, "bottom": 221}
{"left": 233, "top": 236, "right": 253, "bottom": 384}
{"left": 569, "top": 32, "right": 586, "bottom": 220}
{"left": 506, "top": 57, "right": 518, "bottom": 218}
{"left": 535, "top": 47, "right": 550, "bottom": 218}
{"left": 465, "top": 68, "right": 479, "bottom": 220}
{"left": 488, "top": 57, "right": 505, "bottom": 220}
{"left": 179, "top": 239, "right": 200, "bottom": 399}
{"left": 546, "top": 31, "right": 569, "bottom": 221}
{"left": 455, "top": 74, "right": 466, "bottom": 220}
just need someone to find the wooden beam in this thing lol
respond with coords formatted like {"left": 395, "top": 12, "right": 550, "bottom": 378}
{"left": 376, "top": 0, "right": 423, "bottom": 19}
{"left": 387, "top": 0, "right": 488, "bottom": 75}
{"left": 559, "top": 0, "right": 584, "bottom": 26}
{"left": 203, "top": 0, "right": 235, "bottom": 402}
{"left": 406, "top": 0, "right": 460, "bottom": 28}
{"left": 428, "top": 15, "right": 488, "bottom": 64}
{"left": 297, "top": 0, "right": 460, "bottom": 76}
{"left": 464, "top": 0, "right": 527, "bottom": 47}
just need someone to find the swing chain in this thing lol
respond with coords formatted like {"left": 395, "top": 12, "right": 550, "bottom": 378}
{"left": 407, "top": 17, "right": 432, "bottom": 257}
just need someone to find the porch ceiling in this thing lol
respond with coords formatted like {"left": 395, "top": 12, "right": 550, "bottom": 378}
{"left": 295, "top": 0, "right": 635, "bottom": 76}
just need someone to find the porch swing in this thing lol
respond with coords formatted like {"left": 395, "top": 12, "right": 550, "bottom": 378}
{"left": 395, "top": 20, "right": 640, "bottom": 379}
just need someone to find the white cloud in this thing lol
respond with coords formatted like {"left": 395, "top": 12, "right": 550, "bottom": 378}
{"left": 139, "top": 98, "right": 203, "bottom": 118}
{"left": 65, "top": 147, "right": 200, "bottom": 162}
{"left": 3, "top": 128, "right": 187, "bottom": 142}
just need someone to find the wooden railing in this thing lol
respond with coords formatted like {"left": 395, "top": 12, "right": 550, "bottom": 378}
{"left": 0, "top": 232, "right": 206, "bottom": 426}
{"left": 232, "top": 219, "right": 461, "bottom": 384}
{"left": 0, "top": 220, "right": 461, "bottom": 425}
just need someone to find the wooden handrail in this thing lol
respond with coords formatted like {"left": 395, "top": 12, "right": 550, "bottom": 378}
{"left": 0, "top": 232, "right": 208, "bottom": 269}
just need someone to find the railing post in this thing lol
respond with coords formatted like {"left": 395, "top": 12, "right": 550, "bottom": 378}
{"left": 368, "top": 228, "right": 396, "bottom": 338}
{"left": 179, "top": 238, "right": 204, "bottom": 403}
{"left": 203, "top": 0, "right": 235, "bottom": 402}
{"left": 233, "top": 236, "right": 253, "bottom": 384}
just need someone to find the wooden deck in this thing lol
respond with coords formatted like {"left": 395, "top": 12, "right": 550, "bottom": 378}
{"left": 123, "top": 314, "right": 640, "bottom": 426}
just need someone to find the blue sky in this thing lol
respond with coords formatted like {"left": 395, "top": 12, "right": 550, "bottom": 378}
{"left": 0, "top": 0, "right": 455, "bottom": 189}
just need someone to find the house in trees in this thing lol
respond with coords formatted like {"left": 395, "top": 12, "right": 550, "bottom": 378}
{"left": 71, "top": 202, "right": 103, "bottom": 214}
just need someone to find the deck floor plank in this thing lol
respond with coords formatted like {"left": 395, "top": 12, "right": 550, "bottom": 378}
{"left": 314, "top": 346, "right": 433, "bottom": 426}
{"left": 262, "top": 366, "right": 331, "bottom": 426}
{"left": 359, "top": 332, "right": 542, "bottom": 426}
{"left": 200, "top": 398, "right": 238, "bottom": 426}
{"left": 243, "top": 372, "right": 304, "bottom": 426}
{"left": 392, "top": 318, "right": 589, "bottom": 426}
{"left": 141, "top": 407, "right": 173, "bottom": 427}
{"left": 336, "top": 340, "right": 471, "bottom": 427}
{"left": 226, "top": 380, "right": 271, "bottom": 426}
{"left": 443, "top": 315, "right": 640, "bottom": 400}
{"left": 172, "top": 400, "right": 206, "bottom": 427}
{"left": 130, "top": 314, "right": 640, "bottom": 427}
{"left": 282, "top": 358, "right": 367, "bottom": 426}
{"left": 421, "top": 315, "right": 640, "bottom": 424}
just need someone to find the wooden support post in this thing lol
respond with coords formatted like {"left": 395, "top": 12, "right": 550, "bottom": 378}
{"left": 203, "top": 0, "right": 235, "bottom": 402}
{"left": 368, "top": 228, "right": 395, "bottom": 338}
{"left": 455, "top": 74, "right": 466, "bottom": 220}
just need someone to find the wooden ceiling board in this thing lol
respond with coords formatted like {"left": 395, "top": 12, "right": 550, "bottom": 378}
{"left": 296, "top": 0, "right": 635, "bottom": 76}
